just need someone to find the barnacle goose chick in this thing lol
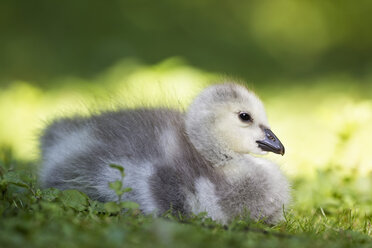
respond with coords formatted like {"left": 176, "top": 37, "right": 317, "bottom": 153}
{"left": 39, "top": 83, "right": 290, "bottom": 224}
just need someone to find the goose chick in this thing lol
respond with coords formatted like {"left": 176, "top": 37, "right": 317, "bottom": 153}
{"left": 39, "top": 83, "right": 290, "bottom": 224}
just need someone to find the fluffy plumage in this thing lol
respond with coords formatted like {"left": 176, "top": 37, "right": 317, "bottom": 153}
{"left": 39, "top": 83, "right": 290, "bottom": 224}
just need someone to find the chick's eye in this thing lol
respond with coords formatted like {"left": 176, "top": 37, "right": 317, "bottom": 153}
{"left": 239, "top": 112, "right": 253, "bottom": 122}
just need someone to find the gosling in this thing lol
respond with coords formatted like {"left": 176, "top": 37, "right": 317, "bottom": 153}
{"left": 39, "top": 83, "right": 290, "bottom": 224}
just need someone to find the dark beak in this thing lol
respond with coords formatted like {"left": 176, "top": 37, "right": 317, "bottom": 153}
{"left": 256, "top": 128, "right": 285, "bottom": 155}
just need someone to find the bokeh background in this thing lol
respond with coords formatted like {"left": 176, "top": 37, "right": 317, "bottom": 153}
{"left": 1, "top": 0, "right": 372, "bottom": 217}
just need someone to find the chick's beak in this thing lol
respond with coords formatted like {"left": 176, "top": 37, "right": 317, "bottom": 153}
{"left": 256, "top": 128, "right": 285, "bottom": 155}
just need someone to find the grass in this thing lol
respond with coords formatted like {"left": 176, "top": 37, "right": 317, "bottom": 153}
{"left": 1, "top": 147, "right": 372, "bottom": 248}
{"left": 1, "top": 60, "right": 372, "bottom": 247}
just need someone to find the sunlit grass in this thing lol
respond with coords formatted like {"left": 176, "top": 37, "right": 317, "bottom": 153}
{"left": 0, "top": 57, "right": 372, "bottom": 177}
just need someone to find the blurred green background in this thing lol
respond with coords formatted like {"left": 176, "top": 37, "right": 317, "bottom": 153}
{"left": 2, "top": 0, "right": 372, "bottom": 84}
{"left": 1, "top": 1, "right": 372, "bottom": 183}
